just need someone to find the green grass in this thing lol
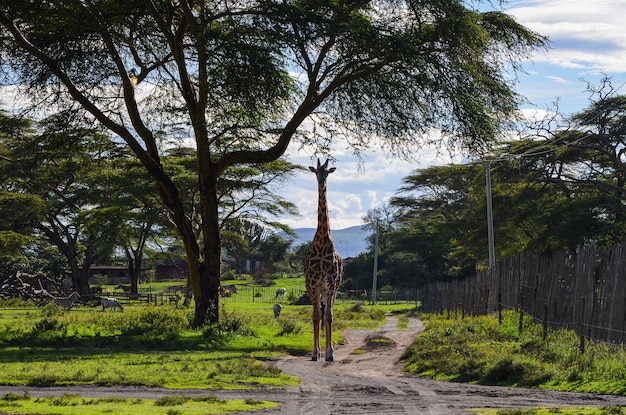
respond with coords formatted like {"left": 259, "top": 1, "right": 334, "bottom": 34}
{"left": 402, "top": 311, "right": 626, "bottom": 395}
{"left": 0, "top": 297, "right": 403, "bottom": 390}
{"left": 0, "top": 392, "right": 279, "bottom": 415}
{"left": 0, "top": 295, "right": 409, "bottom": 415}
{"left": 0, "top": 285, "right": 430, "bottom": 415}
{"left": 397, "top": 316, "right": 410, "bottom": 330}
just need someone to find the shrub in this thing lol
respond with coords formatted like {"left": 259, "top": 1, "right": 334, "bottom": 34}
{"left": 202, "top": 310, "right": 256, "bottom": 339}
{"left": 39, "top": 302, "right": 64, "bottom": 317}
{"left": 485, "top": 357, "right": 526, "bottom": 384}
{"left": 277, "top": 319, "right": 302, "bottom": 336}
{"left": 33, "top": 316, "right": 68, "bottom": 334}
{"left": 109, "top": 307, "right": 190, "bottom": 340}
{"left": 154, "top": 396, "right": 190, "bottom": 406}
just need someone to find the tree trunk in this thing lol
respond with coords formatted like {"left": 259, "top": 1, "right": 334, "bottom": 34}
{"left": 193, "top": 172, "right": 222, "bottom": 327}
{"left": 76, "top": 266, "right": 91, "bottom": 295}
{"left": 64, "top": 242, "right": 91, "bottom": 295}
{"left": 127, "top": 255, "right": 142, "bottom": 296}
{"left": 192, "top": 261, "right": 220, "bottom": 327}
{"left": 154, "top": 168, "right": 222, "bottom": 327}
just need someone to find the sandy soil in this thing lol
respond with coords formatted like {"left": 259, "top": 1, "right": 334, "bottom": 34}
{"left": 3, "top": 317, "right": 626, "bottom": 414}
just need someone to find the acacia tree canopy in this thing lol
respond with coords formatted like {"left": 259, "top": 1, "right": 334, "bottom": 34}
{"left": 0, "top": 0, "right": 546, "bottom": 326}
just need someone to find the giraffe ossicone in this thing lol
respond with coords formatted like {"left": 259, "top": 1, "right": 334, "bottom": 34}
{"left": 304, "top": 158, "right": 343, "bottom": 361}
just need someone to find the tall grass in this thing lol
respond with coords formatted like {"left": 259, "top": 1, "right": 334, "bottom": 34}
{"left": 402, "top": 311, "right": 626, "bottom": 395}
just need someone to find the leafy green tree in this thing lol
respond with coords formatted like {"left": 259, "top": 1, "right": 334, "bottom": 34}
{"left": 0, "top": 111, "right": 43, "bottom": 269}
{"left": 90, "top": 156, "right": 168, "bottom": 294}
{"left": 254, "top": 233, "right": 293, "bottom": 275}
{"left": 342, "top": 252, "right": 373, "bottom": 291}
{"left": 393, "top": 164, "right": 487, "bottom": 260}
{"left": 393, "top": 84, "right": 626, "bottom": 263}
{"left": 0, "top": 0, "right": 546, "bottom": 325}
{"left": 164, "top": 149, "right": 299, "bottom": 276}
{"left": 488, "top": 95, "right": 626, "bottom": 252}
{"left": 0, "top": 112, "right": 129, "bottom": 293}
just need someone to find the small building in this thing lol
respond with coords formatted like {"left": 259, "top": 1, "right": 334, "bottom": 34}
{"left": 155, "top": 261, "right": 189, "bottom": 280}
{"left": 88, "top": 265, "right": 151, "bottom": 284}
{"left": 88, "top": 266, "right": 131, "bottom": 284}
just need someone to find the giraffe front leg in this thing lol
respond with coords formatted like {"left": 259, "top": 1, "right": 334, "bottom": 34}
{"left": 312, "top": 319, "right": 321, "bottom": 361}
{"left": 325, "top": 318, "right": 334, "bottom": 361}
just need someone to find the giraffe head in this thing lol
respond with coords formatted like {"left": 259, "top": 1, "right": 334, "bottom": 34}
{"left": 309, "top": 158, "right": 336, "bottom": 185}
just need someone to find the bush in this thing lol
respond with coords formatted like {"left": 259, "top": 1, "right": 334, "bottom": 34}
{"left": 39, "top": 302, "right": 64, "bottom": 317}
{"left": 277, "top": 319, "right": 302, "bottom": 336}
{"left": 34, "top": 316, "right": 68, "bottom": 334}
{"left": 108, "top": 307, "right": 190, "bottom": 340}
{"left": 202, "top": 310, "right": 256, "bottom": 339}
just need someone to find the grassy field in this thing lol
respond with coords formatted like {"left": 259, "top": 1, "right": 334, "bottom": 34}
{"left": 0, "top": 277, "right": 411, "bottom": 414}
{"left": 0, "top": 392, "right": 279, "bottom": 415}
{"left": 403, "top": 310, "right": 626, "bottom": 395}
{"left": 6, "top": 275, "right": 626, "bottom": 414}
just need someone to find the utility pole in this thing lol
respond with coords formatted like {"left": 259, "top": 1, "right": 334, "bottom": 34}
{"left": 485, "top": 161, "right": 495, "bottom": 268}
{"left": 372, "top": 222, "right": 379, "bottom": 305}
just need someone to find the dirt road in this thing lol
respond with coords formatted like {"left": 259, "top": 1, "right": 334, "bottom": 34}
{"left": 3, "top": 317, "right": 626, "bottom": 414}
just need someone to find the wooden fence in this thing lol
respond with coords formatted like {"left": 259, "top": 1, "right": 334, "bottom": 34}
{"left": 418, "top": 240, "right": 626, "bottom": 346}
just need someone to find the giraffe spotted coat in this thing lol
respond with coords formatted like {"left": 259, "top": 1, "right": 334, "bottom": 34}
{"left": 304, "top": 159, "right": 342, "bottom": 361}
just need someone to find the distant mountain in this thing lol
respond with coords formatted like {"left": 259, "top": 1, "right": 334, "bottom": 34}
{"left": 289, "top": 225, "right": 370, "bottom": 258}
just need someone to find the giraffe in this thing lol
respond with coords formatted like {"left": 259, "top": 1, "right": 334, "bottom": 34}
{"left": 304, "top": 158, "right": 343, "bottom": 361}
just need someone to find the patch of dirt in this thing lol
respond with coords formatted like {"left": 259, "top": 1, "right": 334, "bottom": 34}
{"left": 364, "top": 334, "right": 396, "bottom": 351}
{"left": 3, "top": 316, "right": 626, "bottom": 414}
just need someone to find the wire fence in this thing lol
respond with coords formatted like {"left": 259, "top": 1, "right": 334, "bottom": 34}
{"left": 418, "top": 240, "right": 626, "bottom": 351}
{"left": 219, "top": 286, "right": 421, "bottom": 306}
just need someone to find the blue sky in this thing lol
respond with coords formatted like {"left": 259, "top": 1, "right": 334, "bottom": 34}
{"left": 278, "top": 0, "right": 626, "bottom": 230}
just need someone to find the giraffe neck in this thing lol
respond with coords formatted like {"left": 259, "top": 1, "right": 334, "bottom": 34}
{"left": 316, "top": 181, "right": 331, "bottom": 237}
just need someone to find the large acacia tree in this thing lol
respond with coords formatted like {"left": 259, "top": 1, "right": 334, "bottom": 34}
{"left": 0, "top": 0, "right": 546, "bottom": 326}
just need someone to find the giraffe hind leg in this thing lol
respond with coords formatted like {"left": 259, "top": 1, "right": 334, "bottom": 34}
{"left": 325, "top": 319, "right": 334, "bottom": 361}
{"left": 311, "top": 299, "right": 322, "bottom": 361}
{"left": 323, "top": 300, "right": 334, "bottom": 361}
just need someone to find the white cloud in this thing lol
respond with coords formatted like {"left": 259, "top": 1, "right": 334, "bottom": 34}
{"left": 545, "top": 75, "right": 569, "bottom": 84}
{"left": 506, "top": 0, "right": 626, "bottom": 73}
{"left": 278, "top": 134, "right": 463, "bottom": 229}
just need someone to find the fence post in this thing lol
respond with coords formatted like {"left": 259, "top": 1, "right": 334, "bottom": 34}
{"left": 579, "top": 297, "right": 586, "bottom": 354}
{"left": 542, "top": 302, "right": 548, "bottom": 340}
{"left": 518, "top": 295, "right": 525, "bottom": 335}
{"left": 623, "top": 298, "right": 626, "bottom": 345}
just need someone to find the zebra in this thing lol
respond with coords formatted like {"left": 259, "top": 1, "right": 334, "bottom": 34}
{"left": 53, "top": 291, "right": 81, "bottom": 311}
{"left": 101, "top": 297, "right": 124, "bottom": 312}
{"left": 273, "top": 303, "right": 282, "bottom": 318}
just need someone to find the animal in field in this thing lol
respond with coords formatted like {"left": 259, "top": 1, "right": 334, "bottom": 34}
{"left": 116, "top": 284, "right": 131, "bottom": 293}
{"left": 275, "top": 287, "right": 286, "bottom": 299}
{"left": 101, "top": 297, "right": 124, "bottom": 312}
{"left": 53, "top": 291, "right": 81, "bottom": 311}
{"left": 304, "top": 159, "right": 342, "bottom": 362}
{"left": 165, "top": 284, "right": 187, "bottom": 294}
{"left": 273, "top": 303, "right": 282, "bottom": 318}
{"left": 91, "top": 285, "right": 103, "bottom": 294}
{"left": 222, "top": 284, "right": 237, "bottom": 294}
{"left": 346, "top": 289, "right": 367, "bottom": 301}
{"left": 219, "top": 286, "right": 231, "bottom": 297}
